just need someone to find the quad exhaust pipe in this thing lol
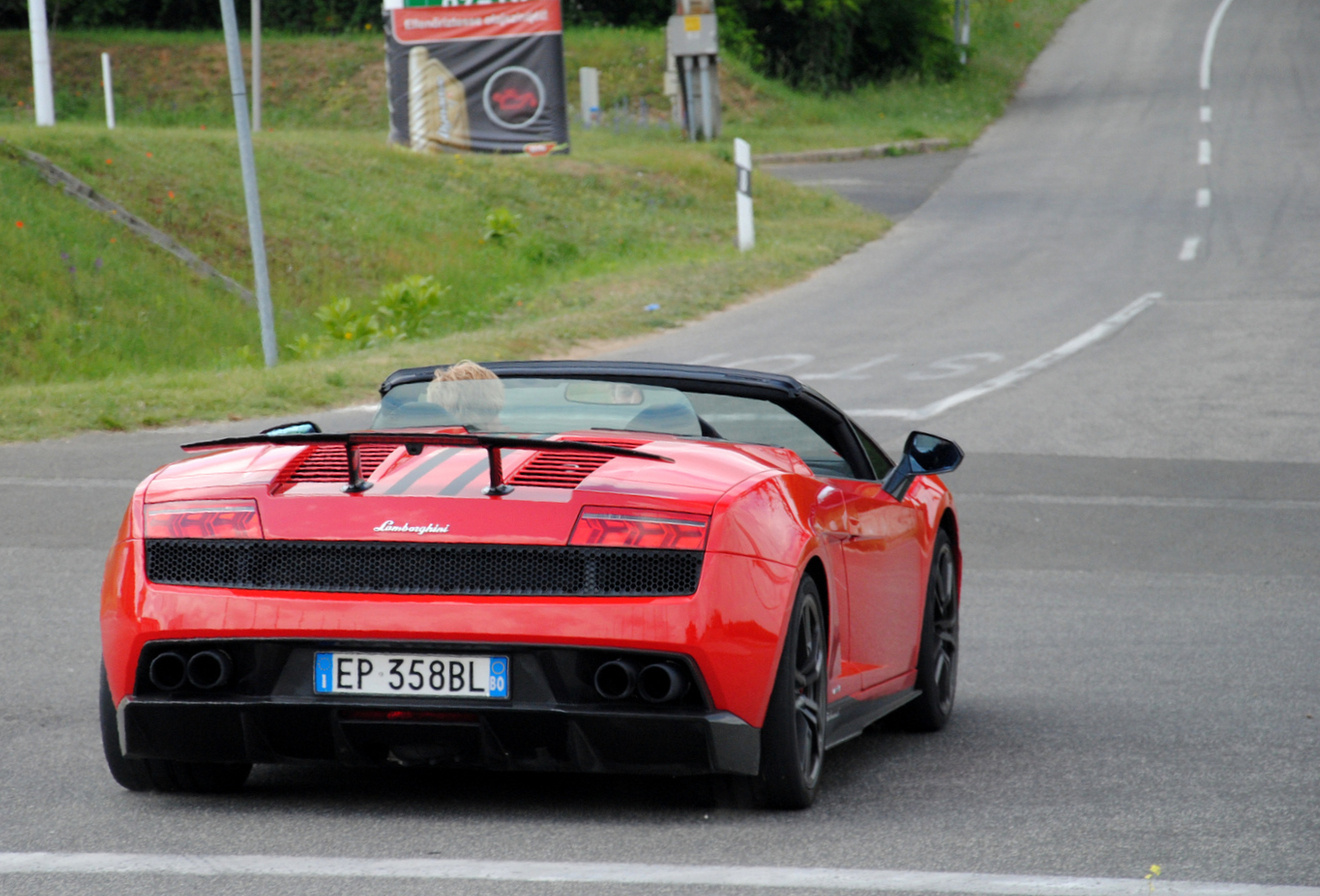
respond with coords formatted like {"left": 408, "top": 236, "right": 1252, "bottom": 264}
{"left": 593, "top": 659, "right": 687, "bottom": 703}
{"left": 593, "top": 659, "right": 638, "bottom": 700}
{"left": 148, "top": 651, "right": 188, "bottom": 691}
{"left": 186, "top": 649, "right": 233, "bottom": 690}
{"left": 147, "top": 649, "right": 232, "bottom": 691}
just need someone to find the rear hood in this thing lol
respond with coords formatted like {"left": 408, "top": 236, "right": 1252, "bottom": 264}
{"left": 142, "top": 433, "right": 802, "bottom": 545}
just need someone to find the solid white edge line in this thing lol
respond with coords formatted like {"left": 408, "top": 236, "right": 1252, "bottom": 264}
{"left": 2, "top": 853, "right": 1319, "bottom": 895}
{"left": 1179, "top": 237, "right": 1201, "bottom": 261}
{"left": 1201, "top": 0, "right": 1238, "bottom": 90}
{"left": 849, "top": 293, "right": 1161, "bottom": 422}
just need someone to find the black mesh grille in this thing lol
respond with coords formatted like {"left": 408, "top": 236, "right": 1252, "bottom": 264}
{"left": 144, "top": 540, "right": 703, "bottom": 596}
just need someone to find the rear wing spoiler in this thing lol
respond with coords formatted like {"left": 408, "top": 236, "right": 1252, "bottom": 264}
{"left": 183, "top": 431, "right": 672, "bottom": 495}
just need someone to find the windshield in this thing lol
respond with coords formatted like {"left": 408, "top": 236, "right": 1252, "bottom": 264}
{"left": 372, "top": 376, "right": 850, "bottom": 474}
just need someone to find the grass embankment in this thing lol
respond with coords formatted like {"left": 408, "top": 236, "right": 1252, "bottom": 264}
{"left": 0, "top": 0, "right": 1084, "bottom": 441}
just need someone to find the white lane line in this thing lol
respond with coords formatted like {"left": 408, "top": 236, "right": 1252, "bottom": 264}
{"left": 1179, "top": 237, "right": 1201, "bottom": 261}
{"left": 1198, "top": 140, "right": 1212, "bottom": 165}
{"left": 2, "top": 853, "right": 1318, "bottom": 895}
{"left": 1197, "top": 188, "right": 1211, "bottom": 208}
{"left": 1201, "top": 0, "right": 1239, "bottom": 90}
{"left": 1200, "top": 105, "right": 1212, "bottom": 123}
{"left": 956, "top": 494, "right": 1320, "bottom": 512}
{"left": 848, "top": 293, "right": 1161, "bottom": 422}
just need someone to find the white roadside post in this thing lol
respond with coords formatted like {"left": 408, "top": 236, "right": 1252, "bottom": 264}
{"left": 27, "top": 0, "right": 55, "bottom": 126}
{"left": 579, "top": 66, "right": 599, "bottom": 127}
{"left": 220, "top": 0, "right": 279, "bottom": 367}
{"left": 734, "top": 137, "right": 754, "bottom": 251}
{"left": 101, "top": 53, "right": 116, "bottom": 129}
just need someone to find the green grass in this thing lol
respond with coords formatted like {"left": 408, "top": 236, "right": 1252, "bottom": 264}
{"left": 0, "top": 0, "right": 1085, "bottom": 440}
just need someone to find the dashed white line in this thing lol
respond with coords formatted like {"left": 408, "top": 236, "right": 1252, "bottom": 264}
{"left": 1201, "top": 0, "right": 1239, "bottom": 90}
{"left": 849, "top": 293, "right": 1161, "bottom": 422}
{"left": 2, "top": 852, "right": 1319, "bottom": 895}
{"left": 1198, "top": 140, "right": 1212, "bottom": 165}
{"left": 1179, "top": 237, "right": 1202, "bottom": 261}
{"left": 1197, "top": 188, "right": 1212, "bottom": 208}
{"left": 1200, "top": 105, "right": 1212, "bottom": 123}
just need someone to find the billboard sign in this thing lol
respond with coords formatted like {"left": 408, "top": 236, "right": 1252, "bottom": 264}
{"left": 385, "top": 0, "right": 569, "bottom": 155}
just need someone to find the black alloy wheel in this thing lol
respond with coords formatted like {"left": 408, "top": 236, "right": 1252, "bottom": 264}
{"left": 897, "top": 530, "right": 959, "bottom": 731}
{"left": 757, "top": 576, "right": 827, "bottom": 809}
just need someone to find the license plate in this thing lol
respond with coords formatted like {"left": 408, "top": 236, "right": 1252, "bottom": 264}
{"left": 314, "top": 652, "right": 509, "bottom": 699}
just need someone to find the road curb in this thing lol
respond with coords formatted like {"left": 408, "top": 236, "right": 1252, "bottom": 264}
{"left": 753, "top": 137, "right": 951, "bottom": 165}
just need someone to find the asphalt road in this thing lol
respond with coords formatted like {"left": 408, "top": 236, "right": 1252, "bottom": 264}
{"left": 2, "top": 0, "right": 1317, "bottom": 893}
{"left": 762, "top": 150, "right": 969, "bottom": 222}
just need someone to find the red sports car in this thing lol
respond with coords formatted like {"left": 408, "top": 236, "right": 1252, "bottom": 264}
{"left": 99, "top": 361, "right": 963, "bottom": 808}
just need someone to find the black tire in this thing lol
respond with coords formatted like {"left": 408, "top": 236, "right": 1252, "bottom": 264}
{"left": 895, "top": 530, "right": 959, "bottom": 732}
{"left": 756, "top": 576, "right": 827, "bottom": 809}
{"left": 99, "top": 663, "right": 252, "bottom": 794}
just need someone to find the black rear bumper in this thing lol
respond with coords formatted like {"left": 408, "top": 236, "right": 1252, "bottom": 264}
{"left": 117, "top": 698, "right": 760, "bottom": 776}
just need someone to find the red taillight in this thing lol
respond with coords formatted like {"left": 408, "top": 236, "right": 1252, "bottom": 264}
{"left": 144, "top": 500, "right": 263, "bottom": 539}
{"left": 570, "top": 507, "right": 709, "bottom": 550}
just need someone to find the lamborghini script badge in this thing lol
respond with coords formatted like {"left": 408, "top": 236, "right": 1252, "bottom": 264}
{"left": 373, "top": 520, "right": 450, "bottom": 535}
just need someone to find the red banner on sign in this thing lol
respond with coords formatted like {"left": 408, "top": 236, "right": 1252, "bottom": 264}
{"left": 391, "top": 0, "right": 562, "bottom": 45}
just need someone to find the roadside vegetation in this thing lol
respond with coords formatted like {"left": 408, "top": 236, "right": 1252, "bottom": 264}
{"left": 0, "top": 0, "right": 1084, "bottom": 441}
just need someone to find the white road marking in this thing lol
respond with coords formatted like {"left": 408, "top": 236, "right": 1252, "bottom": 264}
{"left": 956, "top": 494, "right": 1320, "bottom": 512}
{"left": 849, "top": 293, "right": 1161, "bottom": 421}
{"left": 1197, "top": 188, "right": 1211, "bottom": 208}
{"left": 800, "top": 356, "right": 898, "bottom": 381}
{"left": 726, "top": 353, "right": 815, "bottom": 373}
{"left": 1200, "top": 105, "right": 1212, "bottom": 123}
{"left": 1, "top": 852, "right": 1318, "bottom": 895}
{"left": 1201, "top": 0, "right": 1238, "bottom": 90}
{"left": 1180, "top": 237, "right": 1201, "bottom": 261}
{"left": 904, "top": 353, "right": 1005, "bottom": 382}
{"left": 1199, "top": 140, "right": 1212, "bottom": 165}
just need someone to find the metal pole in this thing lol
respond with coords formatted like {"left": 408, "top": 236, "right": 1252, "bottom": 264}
{"left": 101, "top": 53, "right": 115, "bottom": 129}
{"left": 220, "top": 0, "right": 279, "bottom": 367}
{"left": 697, "top": 54, "right": 713, "bottom": 141}
{"left": 27, "top": 0, "right": 55, "bottom": 126}
{"left": 681, "top": 56, "right": 696, "bottom": 141}
{"left": 251, "top": 0, "right": 261, "bottom": 131}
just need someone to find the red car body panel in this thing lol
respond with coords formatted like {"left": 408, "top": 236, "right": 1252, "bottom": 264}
{"left": 102, "top": 435, "right": 956, "bottom": 722}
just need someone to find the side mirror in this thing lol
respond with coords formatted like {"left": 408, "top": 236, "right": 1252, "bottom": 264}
{"left": 883, "top": 431, "right": 964, "bottom": 500}
{"left": 261, "top": 421, "right": 322, "bottom": 437}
